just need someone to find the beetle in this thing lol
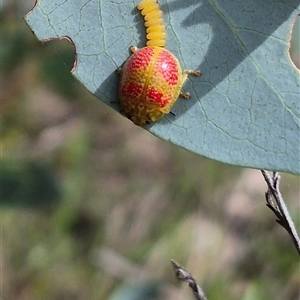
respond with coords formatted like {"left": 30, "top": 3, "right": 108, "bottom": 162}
{"left": 118, "top": 0, "right": 200, "bottom": 126}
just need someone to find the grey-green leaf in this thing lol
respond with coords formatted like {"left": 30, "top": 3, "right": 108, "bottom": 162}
{"left": 25, "top": 0, "right": 300, "bottom": 174}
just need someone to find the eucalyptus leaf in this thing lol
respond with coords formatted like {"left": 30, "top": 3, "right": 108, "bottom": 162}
{"left": 25, "top": 0, "right": 300, "bottom": 174}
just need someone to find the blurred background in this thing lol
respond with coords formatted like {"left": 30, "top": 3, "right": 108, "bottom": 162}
{"left": 1, "top": 1, "right": 300, "bottom": 299}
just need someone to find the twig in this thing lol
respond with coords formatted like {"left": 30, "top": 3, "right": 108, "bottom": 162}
{"left": 261, "top": 170, "right": 300, "bottom": 255}
{"left": 171, "top": 259, "right": 207, "bottom": 300}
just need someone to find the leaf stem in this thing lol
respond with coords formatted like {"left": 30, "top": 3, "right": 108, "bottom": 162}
{"left": 261, "top": 170, "right": 300, "bottom": 255}
{"left": 171, "top": 259, "right": 207, "bottom": 300}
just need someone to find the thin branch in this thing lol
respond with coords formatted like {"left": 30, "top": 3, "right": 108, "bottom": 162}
{"left": 261, "top": 170, "right": 300, "bottom": 255}
{"left": 171, "top": 259, "right": 207, "bottom": 300}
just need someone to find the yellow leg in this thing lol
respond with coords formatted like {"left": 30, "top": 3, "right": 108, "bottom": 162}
{"left": 180, "top": 91, "right": 190, "bottom": 99}
{"left": 130, "top": 46, "right": 138, "bottom": 53}
{"left": 180, "top": 70, "right": 201, "bottom": 99}
{"left": 182, "top": 70, "right": 201, "bottom": 83}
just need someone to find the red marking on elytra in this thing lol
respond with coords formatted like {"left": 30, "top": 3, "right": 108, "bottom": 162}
{"left": 147, "top": 87, "right": 164, "bottom": 105}
{"left": 127, "top": 47, "right": 155, "bottom": 72}
{"left": 147, "top": 87, "right": 172, "bottom": 107}
{"left": 122, "top": 82, "right": 143, "bottom": 98}
{"left": 157, "top": 51, "right": 179, "bottom": 85}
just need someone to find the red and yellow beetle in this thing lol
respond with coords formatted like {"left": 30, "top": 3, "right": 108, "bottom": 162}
{"left": 119, "top": 0, "right": 200, "bottom": 126}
